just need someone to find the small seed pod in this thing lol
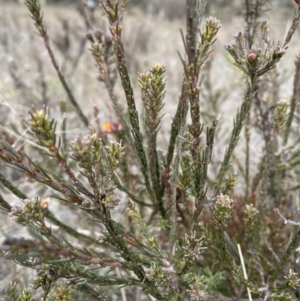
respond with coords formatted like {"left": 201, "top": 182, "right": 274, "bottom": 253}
{"left": 248, "top": 53, "right": 257, "bottom": 61}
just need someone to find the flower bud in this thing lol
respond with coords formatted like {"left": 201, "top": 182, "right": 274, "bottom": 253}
{"left": 248, "top": 53, "right": 257, "bottom": 61}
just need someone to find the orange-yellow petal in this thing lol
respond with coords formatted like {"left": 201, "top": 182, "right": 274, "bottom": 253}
{"left": 41, "top": 197, "right": 50, "bottom": 209}
{"left": 102, "top": 122, "right": 113, "bottom": 133}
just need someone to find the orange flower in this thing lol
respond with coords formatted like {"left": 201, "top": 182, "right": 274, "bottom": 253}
{"left": 102, "top": 122, "right": 113, "bottom": 133}
{"left": 41, "top": 197, "right": 50, "bottom": 209}
{"left": 102, "top": 121, "right": 123, "bottom": 133}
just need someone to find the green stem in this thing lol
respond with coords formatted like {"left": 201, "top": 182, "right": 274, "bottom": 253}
{"left": 270, "top": 225, "right": 300, "bottom": 283}
{"left": 110, "top": 24, "right": 154, "bottom": 204}
{"left": 215, "top": 77, "right": 256, "bottom": 194}
{"left": 245, "top": 112, "right": 251, "bottom": 200}
{"left": 284, "top": 53, "right": 300, "bottom": 145}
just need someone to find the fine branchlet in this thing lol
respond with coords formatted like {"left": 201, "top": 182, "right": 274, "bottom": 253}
{"left": 25, "top": 0, "right": 89, "bottom": 127}
{"left": 1, "top": 1, "right": 300, "bottom": 301}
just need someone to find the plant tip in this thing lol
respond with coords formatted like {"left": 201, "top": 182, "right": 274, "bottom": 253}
{"left": 248, "top": 53, "right": 257, "bottom": 61}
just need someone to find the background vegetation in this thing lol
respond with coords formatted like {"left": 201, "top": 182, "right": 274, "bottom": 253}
{"left": 0, "top": 0, "right": 300, "bottom": 300}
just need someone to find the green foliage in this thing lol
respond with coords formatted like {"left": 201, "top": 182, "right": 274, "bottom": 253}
{"left": 1, "top": 0, "right": 300, "bottom": 300}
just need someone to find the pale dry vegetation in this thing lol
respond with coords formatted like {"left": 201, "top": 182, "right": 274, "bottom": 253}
{"left": 1, "top": 1, "right": 300, "bottom": 300}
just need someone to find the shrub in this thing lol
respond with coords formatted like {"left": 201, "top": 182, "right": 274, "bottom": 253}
{"left": 1, "top": 0, "right": 300, "bottom": 300}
